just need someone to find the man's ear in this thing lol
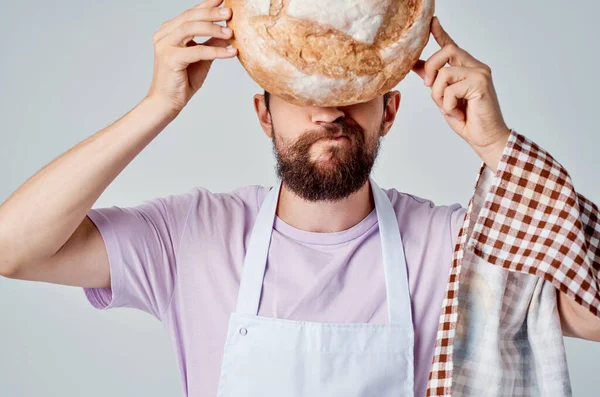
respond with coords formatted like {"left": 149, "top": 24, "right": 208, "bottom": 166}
{"left": 254, "top": 94, "right": 273, "bottom": 138}
{"left": 381, "top": 90, "right": 401, "bottom": 137}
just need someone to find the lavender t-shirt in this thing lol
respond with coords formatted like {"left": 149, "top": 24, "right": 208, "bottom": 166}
{"left": 83, "top": 185, "right": 466, "bottom": 397}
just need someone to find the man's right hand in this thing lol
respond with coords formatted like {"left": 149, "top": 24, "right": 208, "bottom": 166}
{"left": 146, "top": 0, "right": 237, "bottom": 114}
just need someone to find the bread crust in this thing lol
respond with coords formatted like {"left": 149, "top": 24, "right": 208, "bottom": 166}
{"left": 225, "top": 0, "right": 434, "bottom": 106}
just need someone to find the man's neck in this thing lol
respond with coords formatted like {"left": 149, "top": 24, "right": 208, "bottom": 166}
{"left": 276, "top": 180, "right": 375, "bottom": 233}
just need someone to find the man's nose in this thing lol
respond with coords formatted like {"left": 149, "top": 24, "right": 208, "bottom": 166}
{"left": 310, "top": 107, "right": 346, "bottom": 124}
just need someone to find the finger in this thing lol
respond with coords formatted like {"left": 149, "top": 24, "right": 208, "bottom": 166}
{"left": 167, "top": 20, "right": 233, "bottom": 47}
{"left": 442, "top": 80, "right": 470, "bottom": 121}
{"left": 175, "top": 41, "right": 237, "bottom": 64}
{"left": 411, "top": 59, "right": 426, "bottom": 80}
{"left": 194, "top": 0, "right": 225, "bottom": 9}
{"left": 422, "top": 44, "right": 482, "bottom": 86}
{"left": 201, "top": 37, "right": 232, "bottom": 48}
{"left": 430, "top": 66, "right": 469, "bottom": 109}
{"left": 431, "top": 17, "right": 457, "bottom": 48}
{"left": 154, "top": 6, "right": 232, "bottom": 44}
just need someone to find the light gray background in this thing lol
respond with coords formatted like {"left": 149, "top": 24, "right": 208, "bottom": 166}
{"left": 1, "top": 0, "right": 598, "bottom": 395}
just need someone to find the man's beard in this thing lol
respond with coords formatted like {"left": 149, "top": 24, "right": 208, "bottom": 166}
{"left": 272, "top": 118, "right": 384, "bottom": 202}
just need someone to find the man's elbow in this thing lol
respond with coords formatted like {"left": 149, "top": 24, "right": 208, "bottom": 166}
{"left": 579, "top": 320, "right": 600, "bottom": 342}
{"left": 566, "top": 324, "right": 600, "bottom": 342}
{"left": 0, "top": 259, "right": 19, "bottom": 279}
{"left": 0, "top": 237, "right": 21, "bottom": 279}
{"left": 0, "top": 251, "right": 19, "bottom": 278}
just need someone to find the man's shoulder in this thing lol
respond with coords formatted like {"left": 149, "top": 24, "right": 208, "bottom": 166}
{"left": 181, "top": 184, "right": 266, "bottom": 210}
{"left": 383, "top": 187, "right": 466, "bottom": 248}
{"left": 382, "top": 187, "right": 465, "bottom": 224}
{"left": 383, "top": 187, "right": 462, "bottom": 211}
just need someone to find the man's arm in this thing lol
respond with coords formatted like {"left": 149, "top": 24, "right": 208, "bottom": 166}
{"left": 411, "top": 17, "right": 600, "bottom": 342}
{"left": 558, "top": 289, "right": 600, "bottom": 341}
{"left": 480, "top": 133, "right": 600, "bottom": 341}
{"left": 0, "top": 0, "right": 237, "bottom": 287}
{"left": 473, "top": 133, "right": 600, "bottom": 342}
{"left": 0, "top": 97, "right": 178, "bottom": 286}
{"left": 470, "top": 130, "right": 600, "bottom": 342}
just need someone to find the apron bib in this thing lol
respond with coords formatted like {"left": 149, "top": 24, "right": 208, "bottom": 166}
{"left": 216, "top": 178, "right": 414, "bottom": 397}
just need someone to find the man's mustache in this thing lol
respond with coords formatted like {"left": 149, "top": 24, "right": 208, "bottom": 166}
{"left": 295, "top": 120, "right": 364, "bottom": 148}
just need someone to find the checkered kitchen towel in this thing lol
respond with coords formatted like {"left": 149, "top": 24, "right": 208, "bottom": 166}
{"left": 426, "top": 129, "right": 600, "bottom": 396}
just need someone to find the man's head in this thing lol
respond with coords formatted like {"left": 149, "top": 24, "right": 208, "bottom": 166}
{"left": 254, "top": 89, "right": 401, "bottom": 202}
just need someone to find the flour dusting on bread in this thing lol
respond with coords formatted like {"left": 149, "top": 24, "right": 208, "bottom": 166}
{"left": 225, "top": 0, "right": 434, "bottom": 106}
{"left": 286, "top": 0, "right": 392, "bottom": 44}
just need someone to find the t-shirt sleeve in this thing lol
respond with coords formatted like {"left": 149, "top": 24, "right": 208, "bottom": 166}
{"left": 82, "top": 189, "right": 196, "bottom": 320}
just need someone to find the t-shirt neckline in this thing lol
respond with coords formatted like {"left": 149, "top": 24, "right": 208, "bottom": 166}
{"left": 272, "top": 208, "right": 378, "bottom": 245}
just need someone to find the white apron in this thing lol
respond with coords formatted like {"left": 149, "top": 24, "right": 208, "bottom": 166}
{"left": 216, "top": 178, "right": 415, "bottom": 397}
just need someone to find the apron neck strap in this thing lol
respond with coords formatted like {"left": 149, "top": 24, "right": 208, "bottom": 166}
{"left": 235, "top": 179, "right": 282, "bottom": 317}
{"left": 370, "top": 178, "right": 412, "bottom": 325}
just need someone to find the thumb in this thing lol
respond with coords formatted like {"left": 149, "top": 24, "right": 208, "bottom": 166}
{"left": 202, "top": 37, "right": 232, "bottom": 48}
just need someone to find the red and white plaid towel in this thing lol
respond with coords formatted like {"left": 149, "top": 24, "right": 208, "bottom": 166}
{"left": 426, "top": 129, "right": 600, "bottom": 396}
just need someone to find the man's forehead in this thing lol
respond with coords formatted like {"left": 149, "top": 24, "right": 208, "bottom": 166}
{"left": 265, "top": 90, "right": 386, "bottom": 108}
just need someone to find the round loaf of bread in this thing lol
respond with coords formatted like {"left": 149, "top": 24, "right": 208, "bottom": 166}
{"left": 224, "top": 0, "right": 435, "bottom": 107}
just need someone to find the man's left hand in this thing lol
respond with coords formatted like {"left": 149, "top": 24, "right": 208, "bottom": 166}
{"left": 412, "top": 17, "right": 511, "bottom": 172}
